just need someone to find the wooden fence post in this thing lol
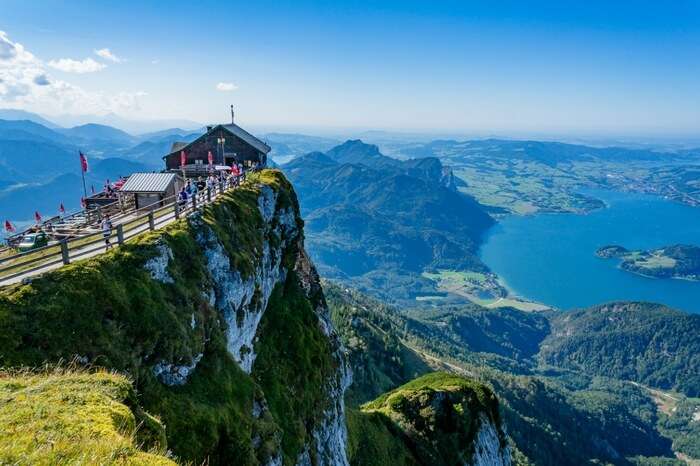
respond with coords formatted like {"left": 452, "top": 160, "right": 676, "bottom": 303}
{"left": 174, "top": 201, "right": 180, "bottom": 219}
{"left": 148, "top": 212, "right": 155, "bottom": 230}
{"left": 192, "top": 193, "right": 198, "bottom": 210}
{"left": 60, "top": 239, "right": 70, "bottom": 265}
{"left": 207, "top": 187, "right": 211, "bottom": 203}
{"left": 116, "top": 224, "right": 124, "bottom": 245}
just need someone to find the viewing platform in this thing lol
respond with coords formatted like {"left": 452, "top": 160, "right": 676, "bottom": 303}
{"left": 0, "top": 116, "right": 271, "bottom": 287}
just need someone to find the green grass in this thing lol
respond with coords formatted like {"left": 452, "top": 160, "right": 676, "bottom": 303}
{"left": 0, "top": 368, "right": 174, "bottom": 466}
{"left": 363, "top": 371, "right": 498, "bottom": 415}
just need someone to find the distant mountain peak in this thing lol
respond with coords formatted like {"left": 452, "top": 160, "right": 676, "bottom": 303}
{"left": 0, "top": 109, "right": 61, "bottom": 129}
{"left": 326, "top": 139, "right": 383, "bottom": 163}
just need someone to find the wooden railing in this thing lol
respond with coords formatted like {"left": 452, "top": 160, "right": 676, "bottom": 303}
{"left": 0, "top": 178, "right": 239, "bottom": 286}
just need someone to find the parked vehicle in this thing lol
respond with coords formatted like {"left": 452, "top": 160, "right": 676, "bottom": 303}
{"left": 17, "top": 232, "right": 49, "bottom": 252}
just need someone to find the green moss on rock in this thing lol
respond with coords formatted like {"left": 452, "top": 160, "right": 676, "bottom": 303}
{"left": 346, "top": 408, "right": 418, "bottom": 466}
{"left": 348, "top": 372, "right": 505, "bottom": 466}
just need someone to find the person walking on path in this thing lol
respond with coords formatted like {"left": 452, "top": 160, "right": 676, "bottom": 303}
{"left": 101, "top": 215, "right": 113, "bottom": 250}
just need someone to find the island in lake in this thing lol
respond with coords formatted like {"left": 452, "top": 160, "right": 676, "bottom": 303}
{"left": 596, "top": 244, "right": 700, "bottom": 281}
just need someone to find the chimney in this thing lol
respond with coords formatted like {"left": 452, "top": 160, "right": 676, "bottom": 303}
{"left": 230, "top": 104, "right": 235, "bottom": 124}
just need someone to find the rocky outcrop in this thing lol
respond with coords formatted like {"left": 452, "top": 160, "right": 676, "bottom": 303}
{"left": 189, "top": 173, "right": 350, "bottom": 464}
{"left": 191, "top": 174, "right": 350, "bottom": 464}
{"left": 355, "top": 372, "right": 512, "bottom": 466}
{"left": 472, "top": 414, "right": 512, "bottom": 466}
{"left": 152, "top": 353, "right": 203, "bottom": 386}
{"left": 143, "top": 242, "right": 175, "bottom": 283}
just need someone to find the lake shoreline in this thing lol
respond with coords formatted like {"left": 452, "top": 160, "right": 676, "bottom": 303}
{"left": 479, "top": 188, "right": 700, "bottom": 315}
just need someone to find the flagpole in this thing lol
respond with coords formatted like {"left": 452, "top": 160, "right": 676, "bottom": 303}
{"left": 80, "top": 152, "right": 87, "bottom": 200}
{"left": 81, "top": 168, "right": 87, "bottom": 200}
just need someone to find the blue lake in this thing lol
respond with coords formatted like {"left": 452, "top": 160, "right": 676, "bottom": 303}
{"left": 480, "top": 190, "right": 700, "bottom": 314}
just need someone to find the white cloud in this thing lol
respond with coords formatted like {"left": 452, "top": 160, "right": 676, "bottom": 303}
{"left": 48, "top": 57, "right": 106, "bottom": 73}
{"left": 151, "top": 59, "right": 159, "bottom": 65}
{"left": 95, "top": 48, "right": 122, "bottom": 63}
{"left": 0, "top": 31, "right": 17, "bottom": 60}
{"left": 0, "top": 30, "right": 145, "bottom": 116}
{"left": 216, "top": 82, "right": 237, "bottom": 92}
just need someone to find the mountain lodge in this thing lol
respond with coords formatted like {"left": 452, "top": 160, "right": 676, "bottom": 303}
{"left": 163, "top": 120, "right": 270, "bottom": 176}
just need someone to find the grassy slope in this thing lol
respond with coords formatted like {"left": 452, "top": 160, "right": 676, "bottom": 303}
{"left": 0, "top": 369, "right": 173, "bottom": 465}
{"left": 0, "top": 170, "right": 337, "bottom": 465}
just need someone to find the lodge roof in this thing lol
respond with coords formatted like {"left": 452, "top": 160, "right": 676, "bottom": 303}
{"left": 165, "top": 123, "right": 271, "bottom": 158}
{"left": 120, "top": 172, "right": 177, "bottom": 193}
{"left": 220, "top": 123, "right": 271, "bottom": 154}
{"left": 169, "top": 142, "right": 188, "bottom": 154}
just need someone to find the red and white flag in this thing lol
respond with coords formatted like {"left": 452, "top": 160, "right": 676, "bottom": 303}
{"left": 180, "top": 150, "right": 187, "bottom": 167}
{"left": 59, "top": 202, "right": 65, "bottom": 214}
{"left": 231, "top": 164, "right": 240, "bottom": 176}
{"left": 4, "top": 220, "right": 15, "bottom": 233}
{"left": 79, "top": 151, "right": 88, "bottom": 173}
{"left": 207, "top": 151, "right": 214, "bottom": 166}
{"left": 34, "top": 211, "right": 42, "bottom": 223}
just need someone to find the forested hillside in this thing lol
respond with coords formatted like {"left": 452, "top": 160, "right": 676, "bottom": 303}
{"left": 540, "top": 302, "right": 700, "bottom": 396}
{"left": 326, "top": 281, "right": 700, "bottom": 465}
{"left": 284, "top": 140, "right": 493, "bottom": 304}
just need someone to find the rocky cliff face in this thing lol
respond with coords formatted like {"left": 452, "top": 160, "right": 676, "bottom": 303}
{"left": 0, "top": 170, "right": 350, "bottom": 465}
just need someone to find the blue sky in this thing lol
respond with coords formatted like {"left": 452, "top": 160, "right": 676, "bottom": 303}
{"left": 1, "top": 0, "right": 699, "bottom": 136}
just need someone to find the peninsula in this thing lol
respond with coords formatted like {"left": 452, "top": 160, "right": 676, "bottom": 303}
{"left": 596, "top": 244, "right": 700, "bottom": 281}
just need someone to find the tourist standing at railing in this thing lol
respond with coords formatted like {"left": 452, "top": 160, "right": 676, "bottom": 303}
{"left": 178, "top": 186, "right": 188, "bottom": 208}
{"left": 194, "top": 177, "right": 202, "bottom": 202}
{"left": 101, "top": 215, "right": 113, "bottom": 250}
{"left": 185, "top": 180, "right": 194, "bottom": 205}
{"left": 190, "top": 179, "right": 199, "bottom": 203}
{"left": 207, "top": 174, "right": 215, "bottom": 194}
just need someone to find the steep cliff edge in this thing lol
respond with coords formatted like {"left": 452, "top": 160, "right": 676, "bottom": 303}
{"left": 0, "top": 170, "right": 349, "bottom": 465}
